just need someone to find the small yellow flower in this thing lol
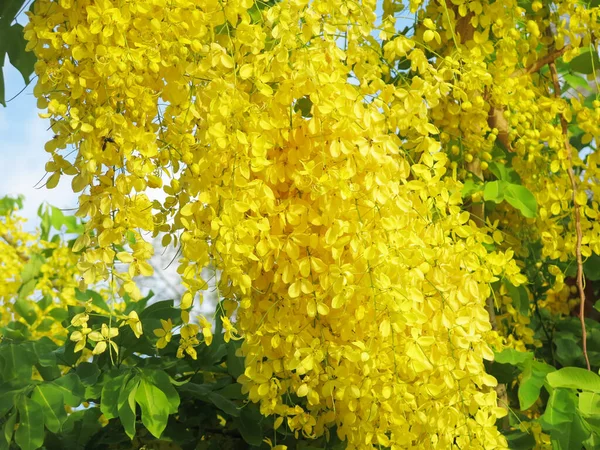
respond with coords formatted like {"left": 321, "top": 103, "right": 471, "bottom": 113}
{"left": 221, "top": 316, "right": 240, "bottom": 343}
{"left": 176, "top": 324, "right": 199, "bottom": 360}
{"left": 120, "top": 311, "right": 143, "bottom": 338}
{"left": 70, "top": 326, "right": 91, "bottom": 352}
{"left": 71, "top": 312, "right": 89, "bottom": 327}
{"left": 88, "top": 323, "right": 119, "bottom": 355}
{"left": 198, "top": 315, "right": 213, "bottom": 345}
{"left": 153, "top": 318, "right": 173, "bottom": 349}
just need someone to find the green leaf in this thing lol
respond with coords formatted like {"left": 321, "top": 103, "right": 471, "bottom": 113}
{"left": 135, "top": 378, "right": 170, "bottom": 438}
{"left": 518, "top": 361, "right": 555, "bottom": 410}
{"left": 483, "top": 180, "right": 507, "bottom": 203}
{"left": 0, "top": 343, "right": 35, "bottom": 380}
{"left": 294, "top": 96, "right": 313, "bottom": 118}
{"left": 3, "top": 412, "right": 16, "bottom": 446}
{"left": 118, "top": 375, "right": 139, "bottom": 440}
{"left": 579, "top": 392, "right": 600, "bottom": 417}
{"left": 227, "top": 340, "right": 244, "bottom": 379}
{"left": 142, "top": 370, "right": 179, "bottom": 414}
{"left": 75, "top": 289, "right": 110, "bottom": 313}
{"left": 76, "top": 363, "right": 100, "bottom": 385}
{"left": 564, "top": 73, "right": 590, "bottom": 90}
{"left": 504, "top": 280, "right": 529, "bottom": 317}
{"left": 569, "top": 48, "right": 600, "bottom": 75}
{"left": 60, "top": 407, "right": 103, "bottom": 449}
{"left": 5, "top": 24, "right": 35, "bottom": 84}
{"left": 493, "top": 348, "right": 533, "bottom": 367}
{"left": 21, "top": 254, "right": 44, "bottom": 284}
{"left": 207, "top": 392, "right": 240, "bottom": 417}
{"left": 52, "top": 373, "right": 84, "bottom": 407}
{"left": 100, "top": 373, "right": 129, "bottom": 420}
{"left": 13, "top": 298, "right": 36, "bottom": 325}
{"left": 234, "top": 405, "right": 264, "bottom": 446}
{"left": 31, "top": 384, "right": 67, "bottom": 433}
{"left": 555, "top": 332, "right": 584, "bottom": 367}
{"left": 0, "top": 0, "right": 28, "bottom": 26}
{"left": 503, "top": 429, "right": 536, "bottom": 450}
{"left": 585, "top": 254, "right": 600, "bottom": 282}
{"left": 15, "top": 396, "right": 44, "bottom": 450}
{"left": 547, "top": 367, "right": 600, "bottom": 393}
{"left": 488, "top": 162, "right": 521, "bottom": 184}
{"left": 504, "top": 184, "right": 537, "bottom": 218}
{"left": 461, "top": 179, "right": 483, "bottom": 198}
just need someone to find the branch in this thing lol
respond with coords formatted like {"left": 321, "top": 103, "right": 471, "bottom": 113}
{"left": 511, "top": 46, "right": 571, "bottom": 78}
{"left": 0, "top": 234, "right": 29, "bottom": 263}
{"left": 548, "top": 61, "right": 591, "bottom": 371}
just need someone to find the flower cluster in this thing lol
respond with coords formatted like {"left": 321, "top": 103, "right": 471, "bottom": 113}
{"left": 25, "top": 0, "right": 600, "bottom": 448}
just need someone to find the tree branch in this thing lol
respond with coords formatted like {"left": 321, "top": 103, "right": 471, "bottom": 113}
{"left": 548, "top": 61, "right": 591, "bottom": 371}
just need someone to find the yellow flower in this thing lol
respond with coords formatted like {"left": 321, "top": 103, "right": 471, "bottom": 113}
{"left": 221, "top": 317, "right": 240, "bottom": 343}
{"left": 88, "top": 323, "right": 119, "bottom": 356}
{"left": 176, "top": 324, "right": 199, "bottom": 360}
{"left": 198, "top": 315, "right": 213, "bottom": 346}
{"left": 153, "top": 318, "right": 173, "bottom": 349}
{"left": 70, "top": 326, "right": 91, "bottom": 353}
{"left": 120, "top": 311, "right": 143, "bottom": 339}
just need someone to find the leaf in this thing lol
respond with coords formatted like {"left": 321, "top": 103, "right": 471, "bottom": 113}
{"left": 504, "top": 184, "right": 537, "bottom": 218}
{"left": 13, "top": 298, "right": 36, "bottom": 324}
{"left": 139, "top": 300, "right": 178, "bottom": 321}
{"left": 0, "top": 0, "right": 28, "bottom": 26}
{"left": 5, "top": 23, "right": 36, "bottom": 84}
{"left": 234, "top": 405, "right": 264, "bottom": 446}
{"left": 483, "top": 180, "right": 507, "bottom": 203}
{"left": 294, "top": 96, "right": 313, "bottom": 118}
{"left": 488, "top": 162, "right": 521, "bottom": 184}
{"left": 59, "top": 407, "right": 103, "bottom": 449}
{"left": 493, "top": 348, "right": 533, "bottom": 367}
{"left": 547, "top": 367, "right": 600, "bottom": 393}
{"left": 135, "top": 378, "right": 170, "bottom": 438}
{"left": 100, "top": 373, "right": 129, "bottom": 420}
{"left": 142, "top": 369, "right": 179, "bottom": 414}
{"left": 227, "top": 340, "right": 244, "bottom": 379}
{"left": 579, "top": 392, "right": 600, "bottom": 417}
{"left": 569, "top": 48, "right": 600, "bottom": 75}
{"left": 118, "top": 375, "right": 139, "bottom": 440}
{"left": 15, "top": 396, "right": 44, "bottom": 450}
{"left": 518, "top": 361, "right": 555, "bottom": 410}
{"left": 31, "top": 383, "right": 68, "bottom": 433}
{"left": 3, "top": 412, "right": 16, "bottom": 446}
{"left": 503, "top": 280, "right": 530, "bottom": 317}
{"left": 585, "top": 254, "right": 600, "bottom": 282}
{"left": 76, "top": 363, "right": 100, "bottom": 385}
{"left": 75, "top": 289, "right": 110, "bottom": 313}
{"left": 207, "top": 392, "right": 240, "bottom": 417}
{"left": 554, "top": 332, "right": 584, "bottom": 369}
{"left": 461, "top": 179, "right": 483, "bottom": 198}
{"left": 52, "top": 373, "right": 84, "bottom": 407}
{"left": 20, "top": 254, "right": 44, "bottom": 284}
{"left": 502, "top": 429, "right": 536, "bottom": 450}
{"left": 0, "top": 343, "right": 36, "bottom": 380}
{"left": 564, "top": 73, "right": 590, "bottom": 90}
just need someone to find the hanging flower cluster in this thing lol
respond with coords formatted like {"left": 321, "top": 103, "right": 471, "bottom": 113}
{"left": 25, "top": 0, "right": 600, "bottom": 448}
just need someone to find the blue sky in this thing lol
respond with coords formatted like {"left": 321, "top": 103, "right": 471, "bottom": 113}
{"left": 1, "top": 65, "right": 77, "bottom": 231}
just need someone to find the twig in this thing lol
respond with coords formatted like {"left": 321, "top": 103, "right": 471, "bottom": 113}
{"left": 511, "top": 46, "right": 571, "bottom": 78}
{"left": 548, "top": 61, "right": 591, "bottom": 371}
{"left": 1, "top": 234, "right": 29, "bottom": 262}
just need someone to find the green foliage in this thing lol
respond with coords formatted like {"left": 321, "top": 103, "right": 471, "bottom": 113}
{"left": 0, "top": 0, "right": 36, "bottom": 106}
{"left": 0, "top": 294, "right": 346, "bottom": 450}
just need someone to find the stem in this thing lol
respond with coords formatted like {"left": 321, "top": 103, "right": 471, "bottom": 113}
{"left": 548, "top": 61, "right": 591, "bottom": 371}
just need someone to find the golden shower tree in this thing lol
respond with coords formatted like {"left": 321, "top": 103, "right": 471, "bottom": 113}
{"left": 2, "top": 0, "right": 600, "bottom": 449}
